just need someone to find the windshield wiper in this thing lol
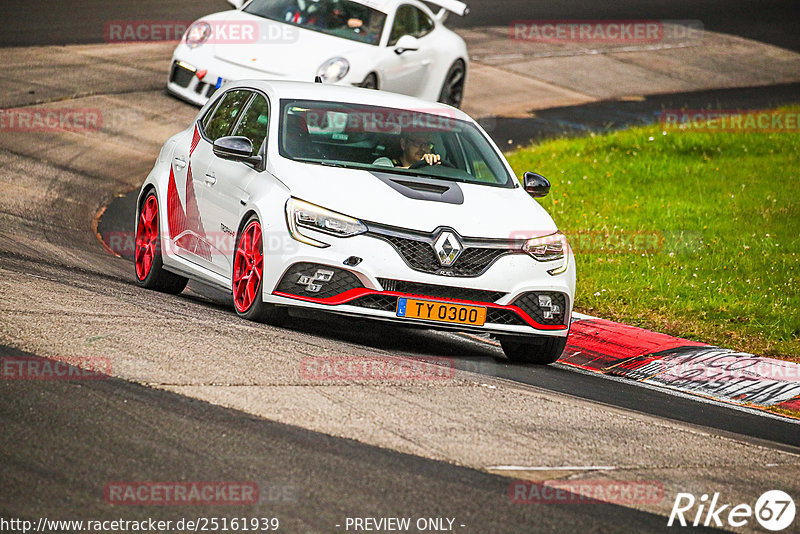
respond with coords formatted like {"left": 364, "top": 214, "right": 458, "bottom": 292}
{"left": 298, "top": 159, "right": 346, "bottom": 168}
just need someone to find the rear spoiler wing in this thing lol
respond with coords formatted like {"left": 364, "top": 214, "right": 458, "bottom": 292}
{"left": 428, "top": 0, "right": 469, "bottom": 21}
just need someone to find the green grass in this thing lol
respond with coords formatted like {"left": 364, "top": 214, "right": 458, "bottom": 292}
{"left": 506, "top": 106, "right": 800, "bottom": 361}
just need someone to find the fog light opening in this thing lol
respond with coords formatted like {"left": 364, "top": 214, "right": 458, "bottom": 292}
{"left": 537, "top": 294, "right": 562, "bottom": 320}
{"left": 296, "top": 269, "right": 335, "bottom": 293}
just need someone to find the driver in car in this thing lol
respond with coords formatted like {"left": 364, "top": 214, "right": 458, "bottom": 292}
{"left": 373, "top": 132, "right": 441, "bottom": 168}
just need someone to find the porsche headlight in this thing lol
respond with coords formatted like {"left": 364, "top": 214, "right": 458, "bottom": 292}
{"left": 286, "top": 198, "right": 367, "bottom": 248}
{"left": 185, "top": 22, "right": 212, "bottom": 47}
{"left": 316, "top": 57, "right": 350, "bottom": 83}
{"left": 523, "top": 231, "right": 569, "bottom": 274}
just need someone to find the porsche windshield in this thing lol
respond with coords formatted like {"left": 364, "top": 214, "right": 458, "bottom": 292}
{"left": 244, "top": 0, "right": 386, "bottom": 45}
{"left": 279, "top": 100, "right": 515, "bottom": 188}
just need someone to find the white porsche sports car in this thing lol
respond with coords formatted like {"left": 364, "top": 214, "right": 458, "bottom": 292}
{"left": 167, "top": 0, "right": 469, "bottom": 108}
{"left": 135, "top": 80, "right": 575, "bottom": 363}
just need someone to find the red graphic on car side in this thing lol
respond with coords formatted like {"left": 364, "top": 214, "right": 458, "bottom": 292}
{"left": 166, "top": 125, "right": 211, "bottom": 260}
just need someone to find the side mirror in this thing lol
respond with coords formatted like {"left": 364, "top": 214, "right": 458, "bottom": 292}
{"left": 394, "top": 35, "right": 420, "bottom": 55}
{"left": 213, "top": 136, "right": 262, "bottom": 165}
{"left": 523, "top": 172, "right": 551, "bottom": 198}
{"left": 227, "top": 0, "right": 246, "bottom": 9}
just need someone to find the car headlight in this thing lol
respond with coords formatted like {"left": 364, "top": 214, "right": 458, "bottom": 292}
{"left": 185, "top": 22, "right": 212, "bottom": 47}
{"left": 316, "top": 57, "right": 350, "bottom": 83}
{"left": 286, "top": 198, "right": 367, "bottom": 248}
{"left": 523, "top": 231, "right": 569, "bottom": 274}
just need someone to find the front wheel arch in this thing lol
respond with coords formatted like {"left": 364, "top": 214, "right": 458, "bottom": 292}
{"left": 359, "top": 72, "right": 379, "bottom": 90}
{"left": 231, "top": 212, "right": 288, "bottom": 325}
{"left": 437, "top": 59, "right": 467, "bottom": 108}
{"left": 137, "top": 184, "right": 157, "bottom": 219}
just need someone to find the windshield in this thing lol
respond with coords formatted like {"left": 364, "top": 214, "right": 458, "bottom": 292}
{"left": 278, "top": 100, "right": 515, "bottom": 187}
{"left": 244, "top": 0, "right": 386, "bottom": 46}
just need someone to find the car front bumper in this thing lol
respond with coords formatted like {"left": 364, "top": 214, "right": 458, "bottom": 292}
{"left": 166, "top": 49, "right": 363, "bottom": 107}
{"left": 261, "top": 228, "right": 575, "bottom": 338}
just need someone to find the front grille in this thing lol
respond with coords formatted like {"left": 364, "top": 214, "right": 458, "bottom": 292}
{"left": 512, "top": 292, "right": 568, "bottom": 325}
{"left": 453, "top": 248, "right": 510, "bottom": 276}
{"left": 350, "top": 294, "right": 398, "bottom": 312}
{"left": 275, "top": 262, "right": 363, "bottom": 300}
{"left": 349, "top": 294, "right": 530, "bottom": 327}
{"left": 378, "top": 279, "right": 506, "bottom": 303}
{"left": 376, "top": 234, "right": 511, "bottom": 277}
{"left": 486, "top": 309, "right": 527, "bottom": 326}
{"left": 348, "top": 291, "right": 561, "bottom": 328}
{"left": 170, "top": 62, "right": 194, "bottom": 88}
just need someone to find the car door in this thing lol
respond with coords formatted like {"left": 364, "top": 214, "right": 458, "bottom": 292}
{"left": 378, "top": 4, "right": 436, "bottom": 96}
{"left": 183, "top": 88, "right": 254, "bottom": 274}
{"left": 164, "top": 98, "right": 224, "bottom": 271}
{"left": 197, "top": 91, "right": 270, "bottom": 278}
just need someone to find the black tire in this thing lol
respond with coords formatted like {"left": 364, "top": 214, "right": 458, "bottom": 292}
{"left": 359, "top": 72, "right": 378, "bottom": 90}
{"left": 134, "top": 191, "right": 188, "bottom": 294}
{"left": 232, "top": 214, "right": 288, "bottom": 326}
{"left": 499, "top": 335, "right": 568, "bottom": 365}
{"left": 438, "top": 60, "right": 466, "bottom": 108}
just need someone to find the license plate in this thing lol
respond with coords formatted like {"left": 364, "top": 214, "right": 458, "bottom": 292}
{"left": 396, "top": 298, "right": 486, "bottom": 326}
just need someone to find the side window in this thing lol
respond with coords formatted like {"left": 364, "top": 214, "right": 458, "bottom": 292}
{"left": 388, "top": 5, "right": 434, "bottom": 45}
{"left": 388, "top": 5, "right": 417, "bottom": 46}
{"left": 203, "top": 90, "right": 252, "bottom": 142}
{"left": 232, "top": 94, "right": 270, "bottom": 156}
{"left": 460, "top": 136, "right": 495, "bottom": 182}
{"left": 200, "top": 101, "right": 217, "bottom": 132}
{"left": 417, "top": 10, "right": 434, "bottom": 38}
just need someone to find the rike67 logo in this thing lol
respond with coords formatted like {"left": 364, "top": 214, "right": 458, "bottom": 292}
{"left": 668, "top": 490, "right": 795, "bottom": 531}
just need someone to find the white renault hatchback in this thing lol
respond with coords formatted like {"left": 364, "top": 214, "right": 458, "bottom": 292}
{"left": 168, "top": 0, "right": 469, "bottom": 107}
{"left": 135, "top": 80, "right": 575, "bottom": 364}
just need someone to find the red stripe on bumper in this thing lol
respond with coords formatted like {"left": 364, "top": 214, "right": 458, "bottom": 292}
{"left": 272, "top": 289, "right": 567, "bottom": 331}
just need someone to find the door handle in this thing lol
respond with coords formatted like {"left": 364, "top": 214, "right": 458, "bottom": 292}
{"left": 174, "top": 156, "right": 187, "bottom": 169}
{"left": 204, "top": 172, "right": 217, "bottom": 185}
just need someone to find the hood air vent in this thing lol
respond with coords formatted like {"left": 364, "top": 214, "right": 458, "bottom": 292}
{"left": 370, "top": 171, "right": 464, "bottom": 205}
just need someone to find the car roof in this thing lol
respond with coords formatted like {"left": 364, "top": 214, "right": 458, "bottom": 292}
{"left": 231, "top": 79, "right": 474, "bottom": 123}
{"left": 306, "top": 0, "right": 414, "bottom": 14}
{"left": 346, "top": 0, "right": 467, "bottom": 17}
{"left": 239, "top": 0, "right": 419, "bottom": 16}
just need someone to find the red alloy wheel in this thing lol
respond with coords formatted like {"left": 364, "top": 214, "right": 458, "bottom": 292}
{"left": 135, "top": 194, "right": 159, "bottom": 281}
{"left": 233, "top": 220, "right": 264, "bottom": 313}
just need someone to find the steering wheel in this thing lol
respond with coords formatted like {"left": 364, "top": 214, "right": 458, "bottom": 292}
{"left": 408, "top": 159, "right": 455, "bottom": 170}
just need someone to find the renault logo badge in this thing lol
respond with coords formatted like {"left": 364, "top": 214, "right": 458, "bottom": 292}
{"left": 433, "top": 231, "right": 463, "bottom": 266}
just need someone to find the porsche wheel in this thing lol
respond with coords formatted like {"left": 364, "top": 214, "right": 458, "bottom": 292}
{"left": 232, "top": 215, "right": 287, "bottom": 325}
{"left": 498, "top": 335, "right": 568, "bottom": 365}
{"left": 134, "top": 191, "right": 188, "bottom": 294}
{"left": 438, "top": 60, "right": 466, "bottom": 108}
